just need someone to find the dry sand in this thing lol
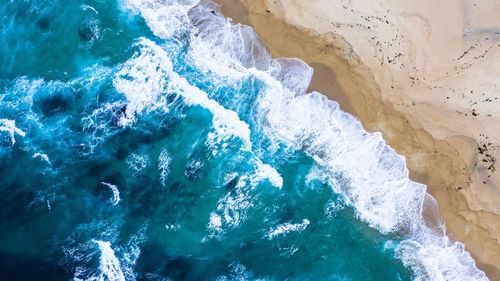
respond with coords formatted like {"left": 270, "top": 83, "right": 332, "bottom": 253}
{"left": 213, "top": 0, "right": 500, "bottom": 278}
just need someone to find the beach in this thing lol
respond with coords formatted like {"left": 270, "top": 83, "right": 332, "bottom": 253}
{"left": 0, "top": 0, "right": 497, "bottom": 279}
{"left": 214, "top": 0, "right": 500, "bottom": 278}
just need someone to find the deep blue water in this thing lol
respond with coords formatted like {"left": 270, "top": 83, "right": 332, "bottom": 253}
{"left": 0, "top": 0, "right": 487, "bottom": 280}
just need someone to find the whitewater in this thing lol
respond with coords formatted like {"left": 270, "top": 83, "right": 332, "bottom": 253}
{"left": 0, "top": 0, "right": 487, "bottom": 280}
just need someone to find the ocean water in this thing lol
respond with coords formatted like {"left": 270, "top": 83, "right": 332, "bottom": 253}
{"left": 0, "top": 0, "right": 488, "bottom": 280}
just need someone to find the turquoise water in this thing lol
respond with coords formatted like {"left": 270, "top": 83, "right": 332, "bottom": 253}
{"left": 0, "top": 0, "right": 488, "bottom": 280}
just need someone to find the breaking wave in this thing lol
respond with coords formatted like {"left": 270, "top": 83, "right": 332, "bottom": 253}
{"left": 123, "top": 0, "right": 487, "bottom": 280}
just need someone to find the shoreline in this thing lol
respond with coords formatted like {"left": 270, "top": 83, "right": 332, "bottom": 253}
{"left": 214, "top": 0, "right": 500, "bottom": 278}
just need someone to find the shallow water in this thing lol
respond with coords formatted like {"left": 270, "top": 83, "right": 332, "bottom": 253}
{"left": 0, "top": 0, "right": 487, "bottom": 280}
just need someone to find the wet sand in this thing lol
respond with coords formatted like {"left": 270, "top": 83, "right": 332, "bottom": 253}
{"left": 213, "top": 0, "right": 500, "bottom": 278}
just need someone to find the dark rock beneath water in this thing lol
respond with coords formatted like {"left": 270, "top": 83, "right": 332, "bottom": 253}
{"left": 169, "top": 182, "right": 182, "bottom": 193}
{"left": 136, "top": 242, "right": 170, "bottom": 276}
{"left": 77, "top": 21, "right": 99, "bottom": 43}
{"left": 78, "top": 26, "right": 95, "bottom": 42}
{"left": 0, "top": 254, "right": 70, "bottom": 281}
{"left": 114, "top": 147, "right": 128, "bottom": 161}
{"left": 86, "top": 160, "right": 110, "bottom": 178}
{"left": 225, "top": 176, "right": 239, "bottom": 192}
{"left": 39, "top": 93, "right": 69, "bottom": 115}
{"left": 165, "top": 257, "right": 195, "bottom": 280}
{"left": 37, "top": 17, "right": 50, "bottom": 30}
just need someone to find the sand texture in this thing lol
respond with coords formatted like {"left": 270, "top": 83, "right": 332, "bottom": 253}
{"left": 214, "top": 0, "right": 500, "bottom": 278}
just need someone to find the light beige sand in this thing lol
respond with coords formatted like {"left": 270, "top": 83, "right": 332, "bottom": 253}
{"left": 214, "top": 0, "right": 500, "bottom": 278}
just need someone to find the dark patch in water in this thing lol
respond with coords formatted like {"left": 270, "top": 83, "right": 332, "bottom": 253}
{"left": 114, "top": 147, "right": 128, "bottom": 161}
{"left": 0, "top": 254, "right": 69, "bottom": 281}
{"left": 169, "top": 182, "right": 182, "bottom": 193}
{"left": 102, "top": 172, "right": 125, "bottom": 188}
{"left": 36, "top": 90, "right": 75, "bottom": 116}
{"left": 86, "top": 161, "right": 110, "bottom": 178}
{"left": 40, "top": 94, "right": 69, "bottom": 115}
{"left": 136, "top": 242, "right": 170, "bottom": 277}
{"left": 78, "top": 25, "right": 96, "bottom": 42}
{"left": 110, "top": 128, "right": 159, "bottom": 156}
{"left": 0, "top": 188, "right": 35, "bottom": 221}
{"left": 280, "top": 205, "right": 296, "bottom": 222}
{"left": 36, "top": 16, "right": 50, "bottom": 30}
{"left": 165, "top": 93, "right": 178, "bottom": 104}
{"left": 165, "top": 257, "right": 194, "bottom": 280}
{"left": 225, "top": 176, "right": 239, "bottom": 192}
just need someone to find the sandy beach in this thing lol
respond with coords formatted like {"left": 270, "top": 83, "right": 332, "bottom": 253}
{"left": 214, "top": 0, "right": 500, "bottom": 278}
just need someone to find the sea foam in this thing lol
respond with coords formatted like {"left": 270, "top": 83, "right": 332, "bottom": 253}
{"left": 0, "top": 119, "right": 26, "bottom": 146}
{"left": 186, "top": 3, "right": 486, "bottom": 281}
{"left": 101, "top": 182, "right": 121, "bottom": 206}
{"left": 121, "top": 0, "right": 487, "bottom": 280}
{"left": 113, "top": 36, "right": 283, "bottom": 190}
{"left": 267, "top": 219, "right": 310, "bottom": 240}
{"left": 93, "top": 240, "right": 126, "bottom": 281}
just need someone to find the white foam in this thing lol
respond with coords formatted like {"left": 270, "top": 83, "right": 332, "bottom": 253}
{"left": 206, "top": 211, "right": 223, "bottom": 239}
{"left": 190, "top": 4, "right": 486, "bottom": 280}
{"left": 223, "top": 172, "right": 238, "bottom": 185}
{"left": 187, "top": 3, "right": 313, "bottom": 94}
{"left": 121, "top": 227, "right": 148, "bottom": 280}
{"left": 82, "top": 18, "right": 101, "bottom": 44}
{"left": 126, "top": 153, "right": 150, "bottom": 175}
{"left": 126, "top": 2, "right": 487, "bottom": 279}
{"left": 205, "top": 175, "right": 255, "bottom": 240}
{"left": 213, "top": 165, "right": 283, "bottom": 239}
{"left": 165, "top": 223, "right": 181, "bottom": 231}
{"left": 253, "top": 161, "right": 283, "bottom": 189}
{"left": 113, "top": 42, "right": 171, "bottom": 126}
{"left": 397, "top": 234, "right": 487, "bottom": 281}
{"left": 219, "top": 189, "right": 253, "bottom": 228}
{"left": 123, "top": 0, "right": 200, "bottom": 38}
{"left": 81, "top": 101, "right": 126, "bottom": 146}
{"left": 305, "top": 165, "right": 329, "bottom": 186}
{"left": 93, "top": 240, "right": 126, "bottom": 281}
{"left": 114, "top": 38, "right": 283, "bottom": 193}
{"left": 255, "top": 85, "right": 486, "bottom": 280}
{"left": 101, "top": 182, "right": 121, "bottom": 206}
{"left": 187, "top": 4, "right": 265, "bottom": 82}
{"left": 324, "top": 199, "right": 345, "bottom": 219}
{"left": 32, "top": 152, "right": 51, "bottom": 165}
{"left": 80, "top": 4, "right": 99, "bottom": 15}
{"left": 158, "top": 148, "right": 171, "bottom": 187}
{"left": 255, "top": 89, "right": 425, "bottom": 232}
{"left": 267, "top": 219, "right": 310, "bottom": 240}
{"left": 114, "top": 38, "right": 252, "bottom": 150}
{"left": 0, "top": 119, "right": 25, "bottom": 146}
